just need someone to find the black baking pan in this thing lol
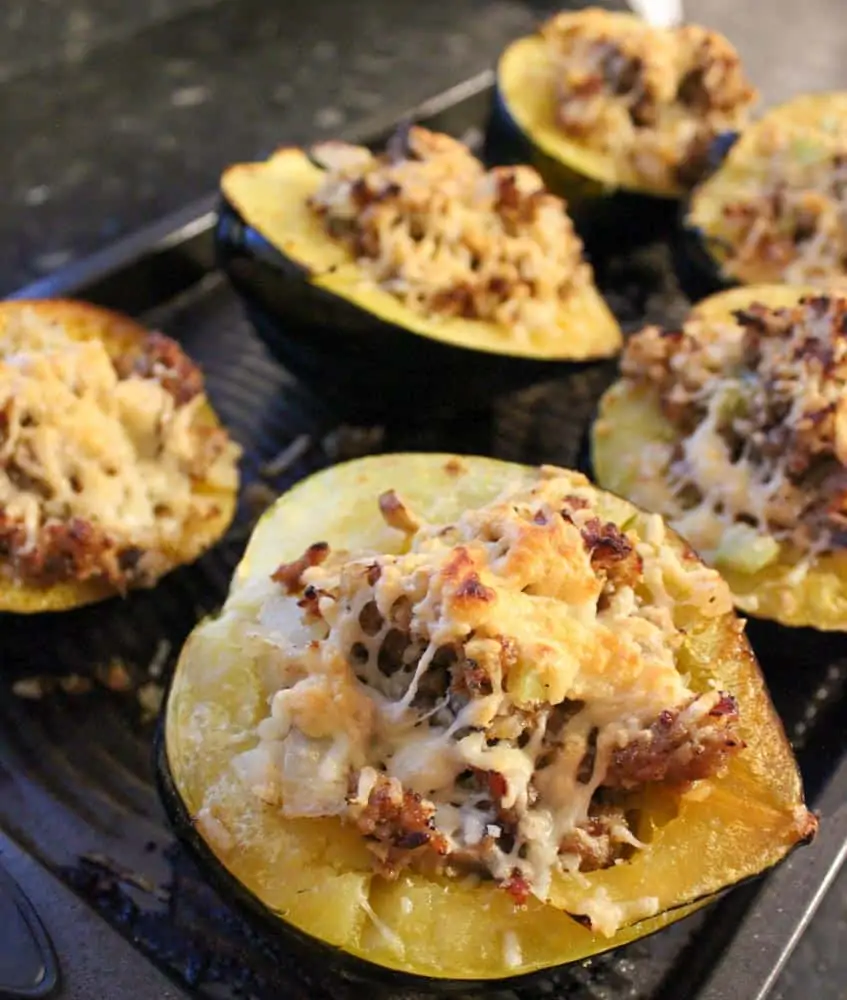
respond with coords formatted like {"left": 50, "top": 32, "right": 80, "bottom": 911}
{"left": 3, "top": 70, "right": 845, "bottom": 1000}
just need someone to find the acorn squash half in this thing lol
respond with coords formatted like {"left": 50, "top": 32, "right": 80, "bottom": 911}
{"left": 216, "top": 145, "right": 621, "bottom": 419}
{"left": 492, "top": 10, "right": 754, "bottom": 254}
{"left": 159, "top": 452, "right": 815, "bottom": 988}
{"left": 678, "top": 93, "right": 847, "bottom": 301}
{"left": 0, "top": 299, "right": 239, "bottom": 614}
{"left": 590, "top": 284, "right": 847, "bottom": 630}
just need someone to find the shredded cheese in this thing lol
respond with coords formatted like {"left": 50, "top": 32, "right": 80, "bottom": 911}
{"left": 229, "top": 468, "right": 741, "bottom": 936}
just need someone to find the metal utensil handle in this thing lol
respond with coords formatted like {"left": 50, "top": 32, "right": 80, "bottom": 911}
{"left": 627, "top": 0, "right": 684, "bottom": 27}
{"left": 0, "top": 859, "right": 60, "bottom": 999}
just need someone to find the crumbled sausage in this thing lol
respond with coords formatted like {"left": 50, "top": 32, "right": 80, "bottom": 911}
{"left": 558, "top": 805, "right": 631, "bottom": 872}
{"left": 271, "top": 541, "right": 330, "bottom": 593}
{"left": 580, "top": 517, "right": 643, "bottom": 589}
{"left": 114, "top": 331, "right": 205, "bottom": 405}
{"left": 604, "top": 693, "right": 743, "bottom": 790}
{"left": 348, "top": 773, "right": 448, "bottom": 878}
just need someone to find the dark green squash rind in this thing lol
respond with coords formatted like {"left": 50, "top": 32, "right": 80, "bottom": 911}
{"left": 215, "top": 196, "right": 604, "bottom": 421}
{"left": 673, "top": 131, "right": 746, "bottom": 303}
{"left": 673, "top": 213, "right": 738, "bottom": 303}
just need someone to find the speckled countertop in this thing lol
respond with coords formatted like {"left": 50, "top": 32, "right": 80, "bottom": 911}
{"left": 0, "top": 0, "right": 844, "bottom": 996}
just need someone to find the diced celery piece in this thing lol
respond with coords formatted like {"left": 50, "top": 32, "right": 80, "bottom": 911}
{"left": 508, "top": 662, "right": 546, "bottom": 707}
{"left": 714, "top": 381, "right": 747, "bottom": 423}
{"left": 714, "top": 523, "right": 780, "bottom": 574}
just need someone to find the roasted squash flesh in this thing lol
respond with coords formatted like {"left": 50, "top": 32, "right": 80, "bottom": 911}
{"left": 164, "top": 453, "right": 814, "bottom": 982}
{"left": 591, "top": 284, "right": 847, "bottom": 630}
{"left": 220, "top": 149, "right": 622, "bottom": 361}
{"left": 0, "top": 299, "right": 239, "bottom": 614}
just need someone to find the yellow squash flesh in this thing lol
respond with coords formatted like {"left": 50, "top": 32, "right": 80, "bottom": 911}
{"left": 687, "top": 92, "right": 847, "bottom": 286}
{"left": 0, "top": 299, "right": 238, "bottom": 614}
{"left": 592, "top": 284, "right": 847, "bottom": 630}
{"left": 497, "top": 14, "right": 684, "bottom": 199}
{"left": 164, "top": 452, "right": 814, "bottom": 981}
{"left": 220, "top": 150, "right": 622, "bottom": 361}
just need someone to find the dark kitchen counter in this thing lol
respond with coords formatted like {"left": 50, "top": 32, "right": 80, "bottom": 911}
{"left": 0, "top": 0, "right": 844, "bottom": 997}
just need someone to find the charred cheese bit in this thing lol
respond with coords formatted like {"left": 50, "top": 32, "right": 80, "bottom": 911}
{"left": 0, "top": 307, "right": 240, "bottom": 587}
{"left": 307, "top": 126, "right": 594, "bottom": 345}
{"left": 542, "top": 8, "right": 756, "bottom": 190}
{"left": 233, "top": 468, "right": 741, "bottom": 936}
{"left": 619, "top": 295, "right": 847, "bottom": 574}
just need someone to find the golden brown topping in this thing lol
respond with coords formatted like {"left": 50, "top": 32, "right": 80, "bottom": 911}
{"left": 542, "top": 9, "right": 756, "bottom": 189}
{"left": 580, "top": 516, "right": 643, "bottom": 589}
{"left": 308, "top": 126, "right": 592, "bottom": 341}
{"left": 271, "top": 541, "right": 330, "bottom": 593}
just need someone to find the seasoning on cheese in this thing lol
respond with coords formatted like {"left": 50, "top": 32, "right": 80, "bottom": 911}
{"left": 615, "top": 295, "right": 847, "bottom": 576}
{"left": 0, "top": 306, "right": 241, "bottom": 588}
{"left": 229, "top": 466, "right": 742, "bottom": 936}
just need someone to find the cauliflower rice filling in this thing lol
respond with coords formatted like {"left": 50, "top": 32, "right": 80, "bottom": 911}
{"left": 541, "top": 8, "right": 756, "bottom": 189}
{"left": 619, "top": 295, "right": 847, "bottom": 571}
{"left": 307, "top": 126, "right": 593, "bottom": 344}
{"left": 0, "top": 308, "right": 241, "bottom": 588}
{"left": 235, "top": 468, "right": 742, "bottom": 927}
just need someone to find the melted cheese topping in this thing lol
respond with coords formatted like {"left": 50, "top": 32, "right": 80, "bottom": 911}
{"left": 619, "top": 295, "right": 847, "bottom": 573}
{"left": 233, "top": 469, "right": 737, "bottom": 931}
{"left": 307, "top": 127, "right": 592, "bottom": 345}
{"left": 0, "top": 307, "right": 240, "bottom": 578}
{"left": 541, "top": 8, "right": 756, "bottom": 190}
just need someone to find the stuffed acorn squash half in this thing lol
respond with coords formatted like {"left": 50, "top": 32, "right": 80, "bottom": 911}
{"left": 216, "top": 126, "right": 621, "bottom": 418}
{"left": 0, "top": 299, "right": 241, "bottom": 613}
{"left": 493, "top": 8, "right": 757, "bottom": 249}
{"left": 591, "top": 284, "right": 847, "bottom": 630}
{"left": 159, "top": 452, "right": 815, "bottom": 987}
{"left": 679, "top": 93, "right": 847, "bottom": 301}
